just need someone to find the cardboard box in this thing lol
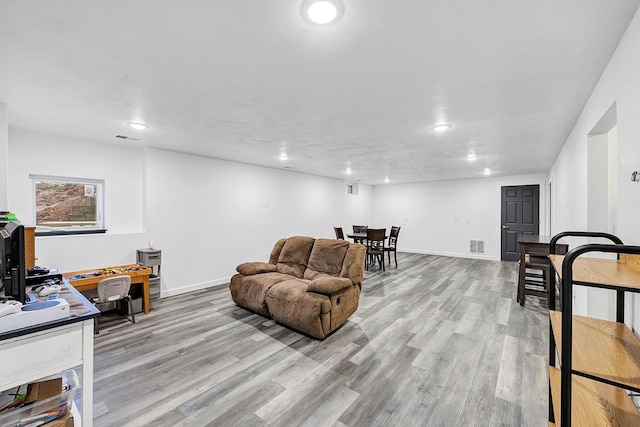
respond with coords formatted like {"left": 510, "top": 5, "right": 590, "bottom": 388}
{"left": 0, "top": 370, "right": 78, "bottom": 427}
{"left": 42, "top": 412, "right": 74, "bottom": 427}
{"left": 25, "top": 378, "right": 63, "bottom": 404}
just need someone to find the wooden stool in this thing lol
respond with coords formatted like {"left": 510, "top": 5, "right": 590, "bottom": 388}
{"left": 518, "top": 255, "right": 551, "bottom": 306}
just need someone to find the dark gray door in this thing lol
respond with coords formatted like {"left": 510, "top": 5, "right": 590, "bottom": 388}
{"left": 501, "top": 185, "right": 539, "bottom": 261}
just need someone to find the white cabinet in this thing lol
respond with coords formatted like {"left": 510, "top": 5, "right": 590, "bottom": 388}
{"left": 0, "top": 282, "right": 98, "bottom": 426}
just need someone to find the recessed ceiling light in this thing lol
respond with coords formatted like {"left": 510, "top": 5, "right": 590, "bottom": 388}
{"left": 384, "top": 177, "right": 390, "bottom": 183}
{"left": 483, "top": 168, "right": 492, "bottom": 175}
{"left": 430, "top": 123, "right": 452, "bottom": 132}
{"left": 302, "top": 0, "right": 343, "bottom": 25}
{"left": 345, "top": 167, "right": 352, "bottom": 175}
{"left": 467, "top": 153, "right": 477, "bottom": 161}
{"left": 278, "top": 152, "right": 289, "bottom": 161}
{"left": 127, "top": 122, "right": 148, "bottom": 130}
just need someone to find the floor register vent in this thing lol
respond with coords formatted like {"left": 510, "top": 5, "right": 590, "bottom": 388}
{"left": 470, "top": 240, "right": 485, "bottom": 254}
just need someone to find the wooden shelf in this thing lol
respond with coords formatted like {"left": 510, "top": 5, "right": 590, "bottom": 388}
{"left": 549, "top": 254, "right": 640, "bottom": 290}
{"left": 549, "top": 366, "right": 640, "bottom": 426}
{"left": 550, "top": 311, "right": 640, "bottom": 391}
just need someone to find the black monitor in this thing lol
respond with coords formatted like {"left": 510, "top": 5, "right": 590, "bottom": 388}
{"left": 0, "top": 222, "right": 26, "bottom": 303}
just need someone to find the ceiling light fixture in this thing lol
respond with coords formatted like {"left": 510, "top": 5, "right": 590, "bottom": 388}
{"left": 127, "top": 121, "right": 148, "bottom": 130}
{"left": 302, "top": 0, "right": 344, "bottom": 25}
{"left": 483, "top": 168, "right": 492, "bottom": 175}
{"left": 384, "top": 177, "right": 390, "bottom": 183}
{"left": 278, "top": 152, "right": 289, "bottom": 161}
{"left": 467, "top": 153, "right": 477, "bottom": 161}
{"left": 345, "top": 167, "right": 352, "bottom": 175}
{"left": 430, "top": 123, "right": 452, "bottom": 132}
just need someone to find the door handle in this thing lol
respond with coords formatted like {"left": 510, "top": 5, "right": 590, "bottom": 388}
{"left": 502, "top": 225, "right": 509, "bottom": 229}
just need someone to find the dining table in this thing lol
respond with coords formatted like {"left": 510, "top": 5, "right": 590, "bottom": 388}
{"left": 346, "top": 232, "right": 367, "bottom": 243}
{"left": 346, "top": 232, "right": 388, "bottom": 243}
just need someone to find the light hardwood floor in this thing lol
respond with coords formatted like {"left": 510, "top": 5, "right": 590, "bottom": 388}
{"left": 92, "top": 253, "right": 549, "bottom": 426}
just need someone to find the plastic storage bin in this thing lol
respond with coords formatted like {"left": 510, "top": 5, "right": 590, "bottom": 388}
{"left": 0, "top": 369, "right": 79, "bottom": 427}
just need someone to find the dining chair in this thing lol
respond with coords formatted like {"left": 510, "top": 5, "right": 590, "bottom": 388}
{"left": 384, "top": 226, "right": 401, "bottom": 267}
{"left": 352, "top": 225, "right": 368, "bottom": 245}
{"left": 92, "top": 275, "right": 135, "bottom": 334}
{"left": 334, "top": 227, "right": 345, "bottom": 240}
{"left": 366, "top": 228, "right": 386, "bottom": 271}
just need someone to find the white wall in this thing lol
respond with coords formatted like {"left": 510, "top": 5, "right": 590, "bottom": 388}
{"left": 608, "top": 126, "right": 618, "bottom": 235}
{"left": 549, "top": 7, "right": 640, "bottom": 324}
{"left": 6, "top": 131, "right": 374, "bottom": 297}
{"left": 143, "top": 147, "right": 373, "bottom": 296}
{"left": 373, "top": 173, "right": 548, "bottom": 260}
{"left": 8, "top": 129, "right": 145, "bottom": 233}
{"left": 7, "top": 129, "right": 148, "bottom": 271}
{"left": 587, "top": 132, "right": 609, "bottom": 232}
{"left": 2, "top": 132, "right": 547, "bottom": 298}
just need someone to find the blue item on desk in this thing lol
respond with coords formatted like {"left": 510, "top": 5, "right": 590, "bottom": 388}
{"left": 0, "top": 299, "right": 70, "bottom": 333}
{"left": 24, "top": 292, "right": 37, "bottom": 304}
{"left": 22, "top": 300, "right": 63, "bottom": 311}
{"left": 69, "top": 273, "right": 100, "bottom": 280}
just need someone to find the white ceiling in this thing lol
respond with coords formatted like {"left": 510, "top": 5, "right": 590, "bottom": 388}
{"left": 1, "top": 0, "right": 639, "bottom": 185}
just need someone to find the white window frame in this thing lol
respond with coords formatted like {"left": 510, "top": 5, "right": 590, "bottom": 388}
{"left": 30, "top": 174, "right": 105, "bottom": 235}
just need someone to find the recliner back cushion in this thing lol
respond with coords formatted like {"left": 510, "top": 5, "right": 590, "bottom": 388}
{"left": 269, "top": 238, "right": 287, "bottom": 265}
{"left": 303, "top": 238, "right": 350, "bottom": 280}
{"left": 276, "top": 236, "right": 315, "bottom": 278}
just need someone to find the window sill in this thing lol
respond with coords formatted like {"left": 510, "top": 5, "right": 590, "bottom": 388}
{"left": 35, "top": 229, "right": 107, "bottom": 237}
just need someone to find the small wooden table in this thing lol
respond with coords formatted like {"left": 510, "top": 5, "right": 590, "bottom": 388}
{"left": 517, "top": 235, "right": 568, "bottom": 305}
{"left": 64, "top": 264, "right": 152, "bottom": 314}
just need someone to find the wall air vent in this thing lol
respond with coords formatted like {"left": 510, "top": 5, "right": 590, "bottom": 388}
{"left": 470, "top": 240, "right": 485, "bottom": 253}
{"left": 115, "top": 135, "right": 140, "bottom": 141}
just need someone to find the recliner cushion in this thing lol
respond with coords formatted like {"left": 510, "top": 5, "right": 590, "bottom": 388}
{"left": 266, "top": 279, "right": 330, "bottom": 339}
{"left": 303, "top": 239, "right": 350, "bottom": 280}
{"left": 276, "top": 236, "right": 315, "bottom": 278}
{"left": 229, "top": 272, "right": 295, "bottom": 317}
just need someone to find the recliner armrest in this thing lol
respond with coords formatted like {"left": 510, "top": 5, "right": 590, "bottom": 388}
{"left": 236, "top": 262, "right": 277, "bottom": 275}
{"left": 307, "top": 277, "right": 353, "bottom": 295}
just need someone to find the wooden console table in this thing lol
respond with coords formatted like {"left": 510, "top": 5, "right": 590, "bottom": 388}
{"left": 64, "top": 264, "right": 152, "bottom": 314}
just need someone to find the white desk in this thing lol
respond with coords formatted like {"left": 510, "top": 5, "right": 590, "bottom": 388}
{"left": 0, "top": 280, "right": 99, "bottom": 426}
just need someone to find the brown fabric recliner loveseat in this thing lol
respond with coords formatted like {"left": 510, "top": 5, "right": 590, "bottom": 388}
{"left": 230, "top": 236, "right": 366, "bottom": 339}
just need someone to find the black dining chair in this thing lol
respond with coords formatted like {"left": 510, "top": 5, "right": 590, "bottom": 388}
{"left": 353, "top": 225, "right": 368, "bottom": 234}
{"left": 366, "top": 228, "right": 386, "bottom": 271}
{"left": 334, "top": 227, "right": 344, "bottom": 240}
{"left": 352, "top": 225, "right": 368, "bottom": 245}
{"left": 384, "top": 226, "right": 401, "bottom": 267}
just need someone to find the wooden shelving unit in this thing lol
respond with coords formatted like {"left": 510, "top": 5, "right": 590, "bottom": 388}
{"left": 548, "top": 366, "right": 640, "bottom": 426}
{"left": 547, "top": 232, "right": 640, "bottom": 426}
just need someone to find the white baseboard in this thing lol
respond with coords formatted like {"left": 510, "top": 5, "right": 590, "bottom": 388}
{"left": 162, "top": 277, "right": 229, "bottom": 298}
{"left": 399, "top": 248, "right": 499, "bottom": 261}
{"left": 162, "top": 250, "right": 501, "bottom": 298}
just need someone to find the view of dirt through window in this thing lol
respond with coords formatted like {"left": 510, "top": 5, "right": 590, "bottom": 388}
{"left": 35, "top": 182, "right": 97, "bottom": 226}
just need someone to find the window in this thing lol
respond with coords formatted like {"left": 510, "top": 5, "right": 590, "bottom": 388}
{"left": 30, "top": 175, "right": 105, "bottom": 235}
